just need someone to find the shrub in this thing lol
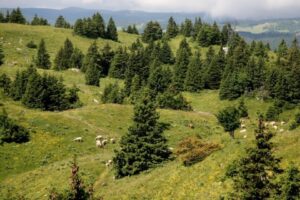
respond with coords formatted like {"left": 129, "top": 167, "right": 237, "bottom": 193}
{"left": 175, "top": 136, "right": 220, "bottom": 166}
{"left": 0, "top": 109, "right": 29, "bottom": 144}
{"left": 156, "top": 91, "right": 192, "bottom": 111}
{"left": 101, "top": 82, "right": 124, "bottom": 104}
{"left": 26, "top": 40, "right": 37, "bottom": 49}
{"left": 265, "top": 105, "right": 282, "bottom": 121}
{"left": 289, "top": 112, "right": 300, "bottom": 130}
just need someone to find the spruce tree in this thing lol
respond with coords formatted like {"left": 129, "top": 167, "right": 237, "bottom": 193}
{"left": 106, "top": 17, "right": 118, "bottom": 41}
{"left": 279, "top": 165, "right": 300, "bottom": 200}
{"left": 142, "top": 21, "right": 163, "bottom": 43}
{"left": 0, "top": 42, "right": 4, "bottom": 65}
{"left": 217, "top": 106, "right": 240, "bottom": 138}
{"left": 227, "top": 115, "right": 282, "bottom": 199}
{"left": 181, "top": 19, "right": 193, "bottom": 37}
{"left": 238, "top": 99, "right": 249, "bottom": 118}
{"left": 166, "top": 17, "right": 178, "bottom": 38}
{"left": 148, "top": 62, "right": 172, "bottom": 96}
{"left": 82, "top": 42, "right": 101, "bottom": 72}
{"left": 35, "top": 39, "right": 51, "bottom": 69}
{"left": 113, "top": 89, "right": 171, "bottom": 178}
{"left": 160, "top": 40, "right": 174, "bottom": 64}
{"left": 22, "top": 72, "right": 43, "bottom": 109}
{"left": 85, "top": 57, "right": 101, "bottom": 86}
{"left": 55, "top": 15, "right": 70, "bottom": 28}
{"left": 9, "top": 8, "right": 26, "bottom": 24}
{"left": 92, "top": 12, "right": 106, "bottom": 38}
{"left": 109, "top": 47, "right": 128, "bottom": 79}
{"left": 54, "top": 38, "right": 74, "bottom": 70}
{"left": 184, "top": 52, "right": 203, "bottom": 92}
{"left": 0, "top": 73, "right": 11, "bottom": 95}
{"left": 70, "top": 48, "right": 84, "bottom": 69}
{"left": 100, "top": 43, "right": 114, "bottom": 76}
{"left": 173, "top": 39, "right": 191, "bottom": 91}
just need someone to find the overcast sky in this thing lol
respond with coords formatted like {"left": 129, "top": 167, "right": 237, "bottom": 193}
{"left": 1, "top": 0, "right": 300, "bottom": 19}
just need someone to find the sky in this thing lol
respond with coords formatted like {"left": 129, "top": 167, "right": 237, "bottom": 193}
{"left": 1, "top": 0, "right": 300, "bottom": 19}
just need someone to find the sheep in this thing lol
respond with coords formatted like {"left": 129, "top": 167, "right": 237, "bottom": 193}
{"left": 270, "top": 121, "right": 276, "bottom": 126}
{"left": 243, "top": 135, "right": 247, "bottom": 139}
{"left": 96, "top": 140, "right": 103, "bottom": 148}
{"left": 240, "top": 129, "right": 247, "bottom": 133}
{"left": 264, "top": 122, "right": 269, "bottom": 127}
{"left": 273, "top": 125, "right": 278, "bottom": 130}
{"left": 95, "top": 135, "right": 103, "bottom": 140}
{"left": 280, "top": 121, "right": 286, "bottom": 126}
{"left": 279, "top": 129, "right": 284, "bottom": 133}
{"left": 73, "top": 137, "right": 83, "bottom": 142}
{"left": 110, "top": 138, "right": 116, "bottom": 144}
{"left": 188, "top": 123, "right": 194, "bottom": 129}
{"left": 241, "top": 124, "right": 246, "bottom": 129}
{"left": 102, "top": 139, "right": 108, "bottom": 146}
{"left": 105, "top": 160, "right": 113, "bottom": 167}
{"left": 93, "top": 99, "right": 99, "bottom": 104}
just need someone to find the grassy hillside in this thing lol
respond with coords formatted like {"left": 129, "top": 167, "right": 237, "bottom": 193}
{"left": 0, "top": 24, "right": 299, "bottom": 199}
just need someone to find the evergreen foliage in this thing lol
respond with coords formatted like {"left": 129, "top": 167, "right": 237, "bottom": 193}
{"left": 156, "top": 91, "right": 192, "bottom": 111}
{"left": 278, "top": 165, "right": 300, "bottom": 200}
{"left": 106, "top": 17, "right": 118, "bottom": 41}
{"left": 82, "top": 42, "right": 101, "bottom": 73}
{"left": 227, "top": 116, "right": 282, "bottom": 199}
{"left": 85, "top": 57, "right": 101, "bottom": 86}
{"left": 0, "top": 73, "right": 11, "bottom": 95}
{"left": 55, "top": 15, "right": 71, "bottom": 28}
{"left": 166, "top": 17, "right": 178, "bottom": 38}
{"left": 26, "top": 40, "right": 37, "bottom": 49}
{"left": 113, "top": 90, "right": 171, "bottom": 178}
{"left": 0, "top": 109, "right": 29, "bottom": 144}
{"left": 160, "top": 40, "right": 174, "bottom": 64}
{"left": 70, "top": 48, "right": 84, "bottom": 69}
{"left": 238, "top": 99, "right": 249, "bottom": 118}
{"left": 100, "top": 44, "right": 114, "bottom": 76}
{"left": 142, "top": 21, "right": 163, "bottom": 43}
{"left": 217, "top": 106, "right": 240, "bottom": 138}
{"left": 184, "top": 52, "right": 203, "bottom": 92}
{"left": 148, "top": 63, "right": 172, "bottom": 96}
{"left": 54, "top": 38, "right": 74, "bottom": 70}
{"left": 35, "top": 39, "right": 51, "bottom": 69}
{"left": 109, "top": 47, "right": 128, "bottom": 79}
{"left": 0, "top": 42, "right": 4, "bottom": 65}
{"left": 101, "top": 82, "right": 124, "bottom": 104}
{"left": 181, "top": 19, "right": 193, "bottom": 37}
{"left": 8, "top": 8, "right": 26, "bottom": 24}
{"left": 31, "top": 14, "right": 48, "bottom": 25}
{"left": 125, "top": 24, "right": 139, "bottom": 35}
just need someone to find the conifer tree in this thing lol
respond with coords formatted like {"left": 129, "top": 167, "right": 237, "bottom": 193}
{"left": 70, "top": 48, "right": 84, "bottom": 69}
{"left": 279, "top": 165, "right": 300, "bottom": 200}
{"left": 0, "top": 42, "right": 4, "bottom": 65}
{"left": 0, "top": 73, "right": 11, "bottom": 95}
{"left": 277, "top": 39, "right": 288, "bottom": 59}
{"left": 238, "top": 99, "right": 248, "bottom": 118}
{"left": 184, "top": 52, "right": 203, "bottom": 92}
{"left": 173, "top": 39, "right": 191, "bottom": 91}
{"left": 217, "top": 106, "right": 240, "bottom": 138}
{"left": 166, "top": 16, "right": 178, "bottom": 38}
{"left": 109, "top": 47, "right": 128, "bottom": 79}
{"left": 129, "top": 75, "right": 142, "bottom": 103}
{"left": 35, "top": 39, "right": 51, "bottom": 69}
{"left": 193, "top": 17, "right": 202, "bottom": 39}
{"left": 113, "top": 89, "right": 171, "bottom": 178}
{"left": 106, "top": 17, "right": 118, "bottom": 41}
{"left": 92, "top": 12, "right": 106, "bottom": 38}
{"left": 9, "top": 8, "right": 26, "bottom": 24}
{"left": 22, "top": 72, "right": 43, "bottom": 109}
{"left": 142, "top": 21, "right": 163, "bottom": 43}
{"left": 160, "top": 40, "right": 174, "bottom": 64}
{"left": 55, "top": 15, "right": 70, "bottom": 28}
{"left": 54, "top": 38, "right": 74, "bottom": 70}
{"left": 85, "top": 57, "right": 101, "bottom": 87}
{"left": 100, "top": 43, "right": 114, "bottom": 76}
{"left": 227, "top": 115, "right": 282, "bottom": 199}
{"left": 181, "top": 19, "right": 193, "bottom": 37}
{"left": 82, "top": 42, "right": 101, "bottom": 72}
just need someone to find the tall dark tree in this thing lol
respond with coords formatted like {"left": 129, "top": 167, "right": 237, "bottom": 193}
{"left": 85, "top": 57, "right": 101, "bottom": 86}
{"left": 100, "top": 43, "right": 114, "bottom": 76}
{"left": 35, "top": 39, "right": 51, "bottom": 69}
{"left": 166, "top": 17, "right": 178, "bottom": 38}
{"left": 55, "top": 15, "right": 70, "bottom": 28}
{"left": 184, "top": 52, "right": 203, "bottom": 92}
{"left": 142, "top": 21, "right": 163, "bottom": 43}
{"left": 217, "top": 106, "right": 240, "bottom": 138}
{"left": 0, "top": 42, "right": 4, "bottom": 65}
{"left": 106, "top": 17, "right": 118, "bottom": 41}
{"left": 54, "top": 38, "right": 74, "bottom": 70}
{"left": 160, "top": 40, "right": 174, "bottom": 64}
{"left": 9, "top": 8, "right": 26, "bottom": 24}
{"left": 82, "top": 42, "right": 101, "bottom": 72}
{"left": 70, "top": 48, "right": 84, "bottom": 69}
{"left": 193, "top": 17, "right": 202, "bottom": 39}
{"left": 279, "top": 165, "right": 300, "bottom": 200}
{"left": 181, "top": 19, "right": 193, "bottom": 37}
{"left": 92, "top": 12, "right": 106, "bottom": 38}
{"left": 173, "top": 39, "right": 191, "bottom": 91}
{"left": 113, "top": 89, "right": 171, "bottom": 178}
{"left": 109, "top": 47, "right": 129, "bottom": 79}
{"left": 227, "top": 116, "right": 282, "bottom": 199}
{"left": 31, "top": 14, "right": 48, "bottom": 25}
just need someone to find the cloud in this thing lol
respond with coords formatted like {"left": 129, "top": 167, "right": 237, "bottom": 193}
{"left": 1, "top": 0, "right": 300, "bottom": 19}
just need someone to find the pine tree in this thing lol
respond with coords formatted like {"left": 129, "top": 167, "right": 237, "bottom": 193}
{"left": 181, "top": 19, "right": 193, "bottom": 37}
{"left": 227, "top": 115, "right": 282, "bottom": 199}
{"left": 109, "top": 47, "right": 128, "bottom": 79}
{"left": 54, "top": 38, "right": 74, "bottom": 70}
{"left": 9, "top": 8, "right": 26, "bottom": 24}
{"left": 22, "top": 72, "right": 43, "bottom": 109}
{"left": 193, "top": 17, "right": 202, "bottom": 39}
{"left": 148, "top": 62, "right": 172, "bottom": 96}
{"left": 55, "top": 15, "right": 70, "bottom": 28}
{"left": 82, "top": 41, "right": 101, "bottom": 72}
{"left": 160, "top": 40, "right": 174, "bottom": 64}
{"left": 100, "top": 43, "right": 114, "bottom": 76}
{"left": 142, "top": 21, "right": 163, "bottom": 43}
{"left": 238, "top": 99, "right": 248, "bottom": 118}
{"left": 173, "top": 39, "right": 191, "bottom": 91}
{"left": 277, "top": 39, "right": 288, "bottom": 59}
{"left": 279, "top": 165, "right": 300, "bottom": 200}
{"left": 166, "top": 17, "right": 178, "bottom": 38}
{"left": 70, "top": 48, "right": 84, "bottom": 69}
{"left": 0, "top": 42, "right": 4, "bottom": 65}
{"left": 106, "top": 17, "right": 118, "bottom": 41}
{"left": 184, "top": 52, "right": 203, "bottom": 92}
{"left": 35, "top": 39, "right": 51, "bottom": 69}
{"left": 113, "top": 89, "right": 171, "bottom": 178}
{"left": 92, "top": 12, "right": 106, "bottom": 38}
{"left": 217, "top": 106, "right": 240, "bottom": 138}
{"left": 0, "top": 73, "right": 11, "bottom": 95}
{"left": 85, "top": 57, "right": 101, "bottom": 86}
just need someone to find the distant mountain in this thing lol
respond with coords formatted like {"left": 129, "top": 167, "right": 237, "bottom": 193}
{"left": 0, "top": 7, "right": 212, "bottom": 28}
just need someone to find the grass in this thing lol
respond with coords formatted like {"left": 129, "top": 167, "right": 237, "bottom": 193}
{"left": 0, "top": 23, "right": 300, "bottom": 199}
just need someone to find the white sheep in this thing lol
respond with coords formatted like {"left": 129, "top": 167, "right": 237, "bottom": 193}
{"left": 102, "top": 139, "right": 108, "bottom": 146}
{"left": 105, "top": 160, "right": 113, "bottom": 167}
{"left": 270, "top": 121, "right": 276, "bottom": 126}
{"left": 273, "top": 125, "right": 278, "bottom": 130}
{"left": 241, "top": 124, "right": 246, "bottom": 129}
{"left": 74, "top": 137, "right": 83, "bottom": 142}
{"left": 110, "top": 138, "right": 116, "bottom": 144}
{"left": 96, "top": 135, "right": 103, "bottom": 140}
{"left": 96, "top": 140, "right": 103, "bottom": 148}
{"left": 280, "top": 121, "right": 286, "bottom": 126}
{"left": 279, "top": 129, "right": 284, "bottom": 133}
{"left": 240, "top": 129, "right": 247, "bottom": 133}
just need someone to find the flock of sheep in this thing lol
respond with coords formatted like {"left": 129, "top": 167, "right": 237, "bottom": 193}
{"left": 73, "top": 135, "right": 116, "bottom": 167}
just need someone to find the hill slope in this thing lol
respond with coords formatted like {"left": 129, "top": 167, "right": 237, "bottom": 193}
{"left": 0, "top": 24, "right": 299, "bottom": 199}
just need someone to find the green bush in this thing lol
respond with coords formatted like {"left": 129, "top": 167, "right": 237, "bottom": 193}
{"left": 26, "top": 40, "right": 37, "bottom": 49}
{"left": 156, "top": 91, "right": 192, "bottom": 111}
{"left": 101, "top": 82, "right": 124, "bottom": 104}
{"left": 289, "top": 113, "right": 300, "bottom": 130}
{"left": 0, "top": 109, "right": 29, "bottom": 144}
